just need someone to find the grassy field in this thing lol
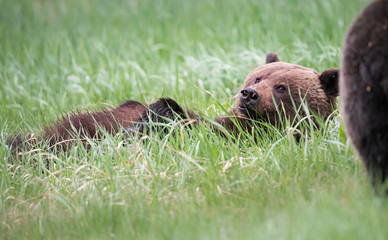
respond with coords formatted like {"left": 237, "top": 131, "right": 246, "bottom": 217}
{"left": 1, "top": 0, "right": 388, "bottom": 239}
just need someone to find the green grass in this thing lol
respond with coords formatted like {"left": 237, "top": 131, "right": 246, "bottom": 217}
{"left": 2, "top": 0, "right": 388, "bottom": 239}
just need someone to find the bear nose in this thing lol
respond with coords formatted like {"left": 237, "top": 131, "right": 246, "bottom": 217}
{"left": 240, "top": 88, "right": 259, "bottom": 106}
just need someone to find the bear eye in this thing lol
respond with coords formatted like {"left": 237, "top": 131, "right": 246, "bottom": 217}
{"left": 275, "top": 85, "right": 286, "bottom": 93}
{"left": 255, "top": 77, "right": 262, "bottom": 84}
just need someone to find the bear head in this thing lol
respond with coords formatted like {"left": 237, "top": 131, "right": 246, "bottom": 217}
{"left": 235, "top": 53, "right": 339, "bottom": 125}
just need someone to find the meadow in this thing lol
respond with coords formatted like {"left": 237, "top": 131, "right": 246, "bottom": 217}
{"left": 1, "top": 0, "right": 387, "bottom": 239}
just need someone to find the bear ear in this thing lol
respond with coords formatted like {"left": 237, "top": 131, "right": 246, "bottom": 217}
{"left": 319, "top": 68, "right": 339, "bottom": 98}
{"left": 266, "top": 53, "right": 280, "bottom": 64}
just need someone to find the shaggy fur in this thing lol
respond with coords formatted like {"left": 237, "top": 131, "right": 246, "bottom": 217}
{"left": 340, "top": 0, "right": 388, "bottom": 183}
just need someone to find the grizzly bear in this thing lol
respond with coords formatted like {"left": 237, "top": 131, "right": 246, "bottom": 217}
{"left": 6, "top": 53, "right": 339, "bottom": 155}
{"left": 340, "top": 0, "right": 388, "bottom": 184}
{"left": 215, "top": 53, "right": 339, "bottom": 136}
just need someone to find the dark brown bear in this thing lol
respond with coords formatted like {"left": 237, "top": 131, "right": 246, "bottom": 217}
{"left": 340, "top": 0, "right": 388, "bottom": 184}
{"left": 7, "top": 53, "right": 339, "bottom": 154}
{"left": 7, "top": 98, "right": 197, "bottom": 153}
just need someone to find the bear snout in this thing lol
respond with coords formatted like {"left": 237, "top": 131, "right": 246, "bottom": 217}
{"left": 240, "top": 88, "right": 259, "bottom": 107}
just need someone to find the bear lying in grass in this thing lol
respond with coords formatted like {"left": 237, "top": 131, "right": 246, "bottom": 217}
{"left": 7, "top": 53, "right": 339, "bottom": 154}
{"left": 340, "top": 0, "right": 388, "bottom": 184}
{"left": 216, "top": 53, "right": 339, "bottom": 135}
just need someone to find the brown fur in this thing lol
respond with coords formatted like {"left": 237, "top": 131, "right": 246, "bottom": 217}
{"left": 340, "top": 0, "right": 388, "bottom": 183}
{"left": 7, "top": 98, "right": 198, "bottom": 154}
{"left": 216, "top": 53, "right": 339, "bottom": 135}
{"left": 7, "top": 53, "right": 339, "bottom": 155}
{"left": 44, "top": 100, "right": 146, "bottom": 148}
{"left": 6, "top": 100, "right": 147, "bottom": 153}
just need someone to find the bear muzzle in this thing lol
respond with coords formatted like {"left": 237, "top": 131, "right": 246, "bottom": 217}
{"left": 239, "top": 88, "right": 260, "bottom": 116}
